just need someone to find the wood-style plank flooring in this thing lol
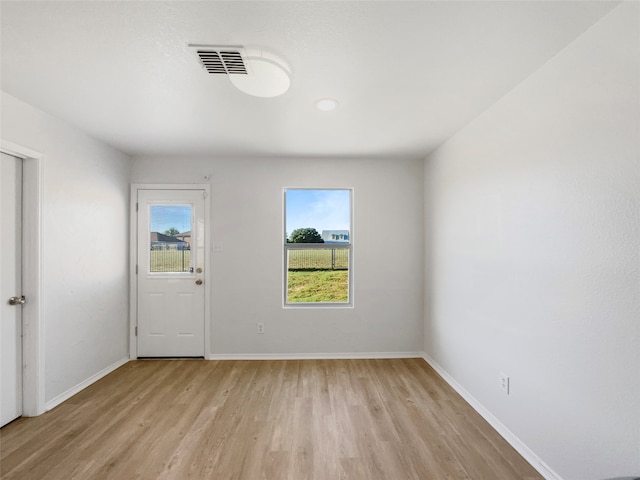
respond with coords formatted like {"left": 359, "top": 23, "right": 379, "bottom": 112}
{"left": 1, "top": 359, "right": 543, "bottom": 479}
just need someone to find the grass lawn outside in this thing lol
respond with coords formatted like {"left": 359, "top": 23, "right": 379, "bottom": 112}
{"left": 287, "top": 270, "right": 349, "bottom": 303}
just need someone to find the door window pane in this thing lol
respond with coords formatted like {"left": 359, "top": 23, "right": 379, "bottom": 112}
{"left": 149, "top": 205, "right": 192, "bottom": 273}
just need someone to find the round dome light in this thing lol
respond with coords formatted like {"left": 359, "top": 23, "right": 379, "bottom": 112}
{"left": 229, "top": 57, "right": 290, "bottom": 98}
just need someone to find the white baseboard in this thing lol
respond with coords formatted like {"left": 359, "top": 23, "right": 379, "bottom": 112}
{"left": 45, "top": 356, "right": 129, "bottom": 411}
{"left": 422, "top": 354, "right": 562, "bottom": 480}
{"left": 208, "top": 351, "right": 424, "bottom": 361}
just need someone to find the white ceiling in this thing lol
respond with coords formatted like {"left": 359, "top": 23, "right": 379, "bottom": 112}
{"left": 0, "top": 1, "right": 619, "bottom": 159}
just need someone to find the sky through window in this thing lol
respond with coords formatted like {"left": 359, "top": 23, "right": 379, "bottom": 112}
{"left": 285, "top": 189, "right": 350, "bottom": 238}
{"left": 150, "top": 205, "right": 191, "bottom": 234}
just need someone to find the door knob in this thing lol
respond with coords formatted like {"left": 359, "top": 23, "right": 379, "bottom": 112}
{"left": 195, "top": 279, "right": 203, "bottom": 285}
{"left": 8, "top": 296, "right": 26, "bottom": 305}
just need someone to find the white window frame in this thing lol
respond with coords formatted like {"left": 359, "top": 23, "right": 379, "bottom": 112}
{"left": 283, "top": 188, "right": 354, "bottom": 308}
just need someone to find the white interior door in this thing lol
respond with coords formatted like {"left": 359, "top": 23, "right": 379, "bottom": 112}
{"left": 136, "top": 189, "right": 205, "bottom": 357}
{"left": 1, "top": 152, "right": 23, "bottom": 426}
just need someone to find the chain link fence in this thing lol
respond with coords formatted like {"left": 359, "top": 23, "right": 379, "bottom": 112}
{"left": 150, "top": 249, "right": 191, "bottom": 273}
{"left": 287, "top": 248, "right": 349, "bottom": 271}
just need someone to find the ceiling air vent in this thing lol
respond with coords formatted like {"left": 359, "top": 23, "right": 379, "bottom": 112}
{"left": 190, "top": 44, "right": 290, "bottom": 97}
{"left": 196, "top": 49, "right": 247, "bottom": 75}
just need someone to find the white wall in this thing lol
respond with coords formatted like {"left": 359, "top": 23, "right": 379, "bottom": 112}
{"left": 1, "top": 92, "right": 131, "bottom": 404}
{"left": 131, "top": 156, "right": 424, "bottom": 356}
{"left": 424, "top": 3, "right": 639, "bottom": 480}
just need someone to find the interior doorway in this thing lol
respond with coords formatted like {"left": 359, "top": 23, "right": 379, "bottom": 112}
{"left": 0, "top": 141, "right": 44, "bottom": 420}
{"left": 1, "top": 152, "right": 23, "bottom": 426}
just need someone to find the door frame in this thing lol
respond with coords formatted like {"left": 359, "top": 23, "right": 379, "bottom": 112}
{"left": 0, "top": 140, "right": 45, "bottom": 417}
{"left": 129, "top": 184, "right": 211, "bottom": 359}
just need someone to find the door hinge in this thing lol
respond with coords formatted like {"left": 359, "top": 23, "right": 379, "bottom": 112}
{"left": 135, "top": 326, "right": 138, "bottom": 336}
{"left": 136, "top": 202, "right": 139, "bottom": 212}
{"left": 135, "top": 264, "right": 138, "bottom": 274}
{"left": 203, "top": 191, "right": 207, "bottom": 199}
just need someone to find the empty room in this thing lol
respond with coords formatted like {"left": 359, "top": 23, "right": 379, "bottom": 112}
{"left": 0, "top": 1, "right": 638, "bottom": 480}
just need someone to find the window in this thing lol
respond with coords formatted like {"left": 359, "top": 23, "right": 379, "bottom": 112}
{"left": 149, "top": 205, "right": 192, "bottom": 273}
{"left": 284, "top": 188, "right": 353, "bottom": 306}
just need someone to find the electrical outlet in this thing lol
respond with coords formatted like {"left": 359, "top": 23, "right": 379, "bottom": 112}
{"left": 257, "top": 322, "right": 264, "bottom": 334}
{"left": 499, "top": 372, "right": 510, "bottom": 395}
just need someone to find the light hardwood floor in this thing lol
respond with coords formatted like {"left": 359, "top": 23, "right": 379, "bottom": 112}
{"left": 1, "top": 359, "right": 543, "bottom": 479}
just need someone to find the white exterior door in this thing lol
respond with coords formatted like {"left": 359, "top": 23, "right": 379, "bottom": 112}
{"left": 1, "top": 152, "right": 23, "bottom": 426}
{"left": 136, "top": 189, "right": 206, "bottom": 357}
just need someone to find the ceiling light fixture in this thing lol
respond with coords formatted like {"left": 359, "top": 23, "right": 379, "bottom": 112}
{"left": 229, "top": 55, "right": 290, "bottom": 98}
{"left": 316, "top": 98, "right": 338, "bottom": 111}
